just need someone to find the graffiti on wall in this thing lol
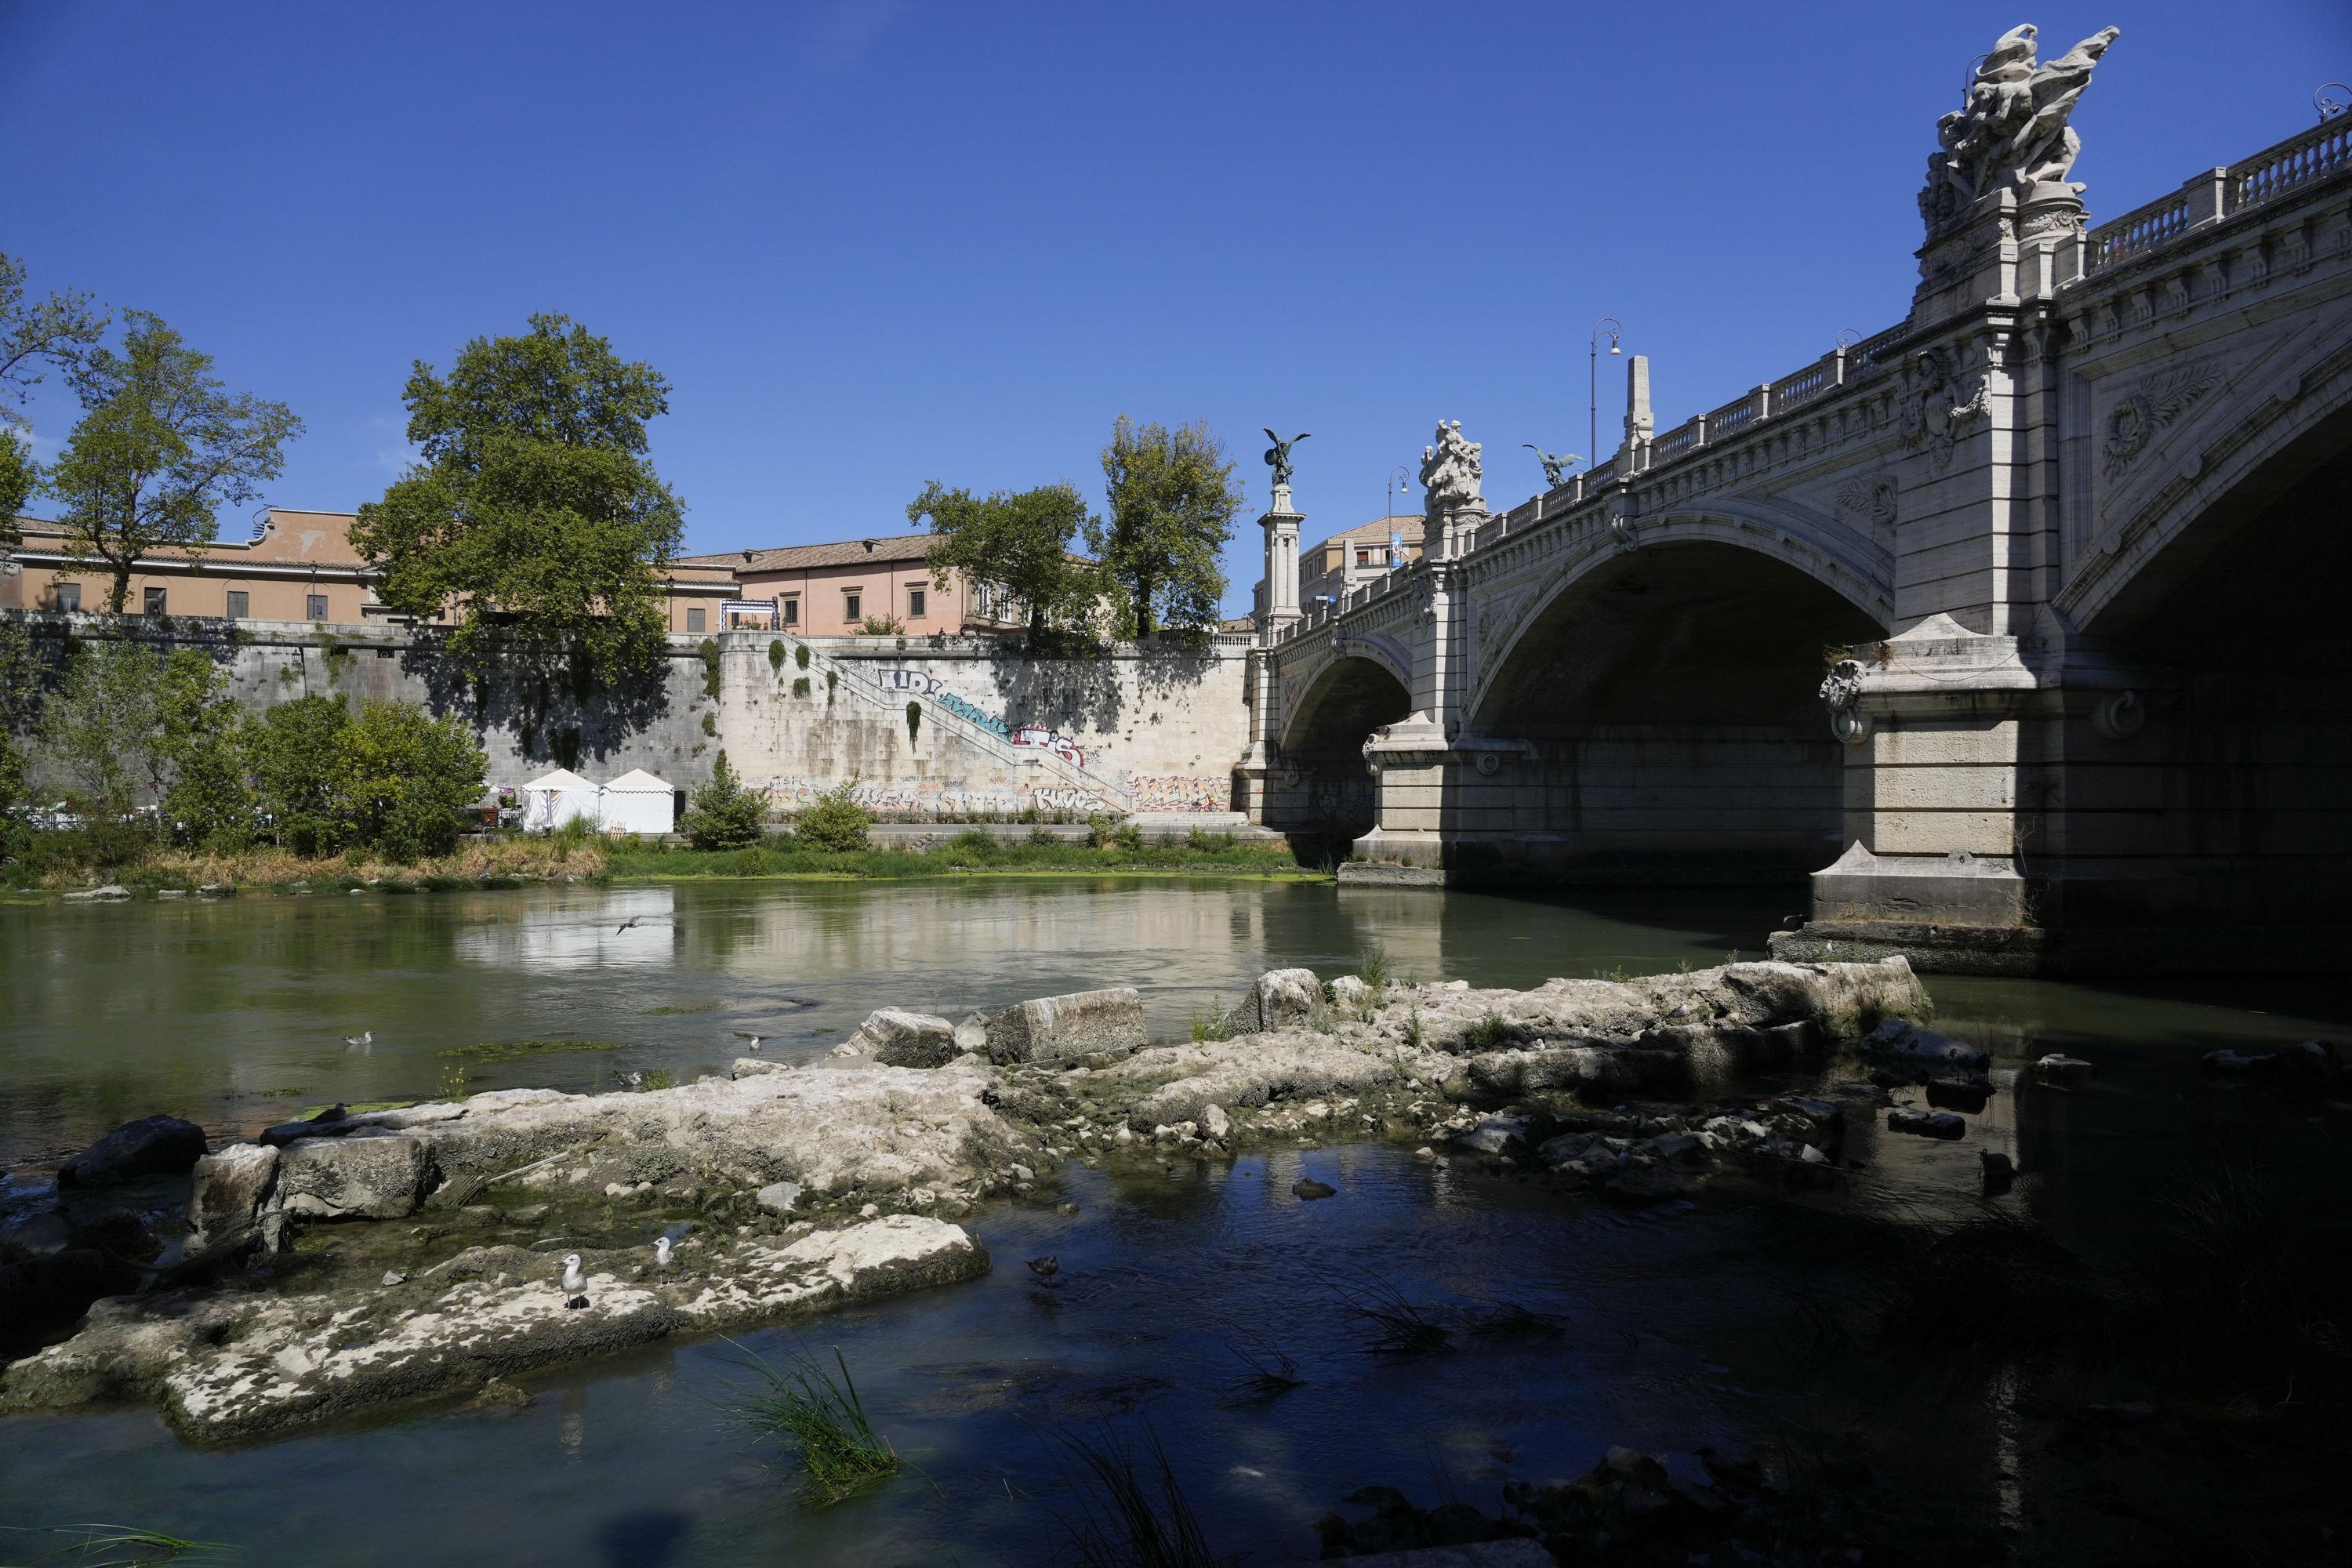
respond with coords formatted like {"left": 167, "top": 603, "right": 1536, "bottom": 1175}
{"left": 1123, "top": 774, "right": 1231, "bottom": 812}
{"left": 761, "top": 775, "right": 1109, "bottom": 817}
{"left": 876, "top": 668, "right": 1086, "bottom": 768}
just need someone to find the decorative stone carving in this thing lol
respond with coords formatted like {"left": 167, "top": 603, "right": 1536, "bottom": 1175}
{"left": 1835, "top": 474, "right": 1900, "bottom": 532}
{"left": 2091, "top": 690, "right": 2144, "bottom": 740}
{"left": 1919, "top": 23, "right": 2122, "bottom": 239}
{"left": 1472, "top": 750, "right": 1503, "bottom": 778}
{"left": 2101, "top": 361, "right": 2223, "bottom": 479}
{"left": 1419, "top": 420, "right": 1483, "bottom": 518}
{"left": 1522, "top": 444, "right": 1577, "bottom": 489}
{"left": 1900, "top": 350, "right": 1991, "bottom": 470}
{"left": 1820, "top": 659, "right": 1872, "bottom": 745}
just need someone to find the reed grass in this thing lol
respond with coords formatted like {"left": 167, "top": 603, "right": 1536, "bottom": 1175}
{"left": 727, "top": 1341, "right": 898, "bottom": 1507}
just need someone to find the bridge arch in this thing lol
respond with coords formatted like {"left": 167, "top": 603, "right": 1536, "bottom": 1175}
{"left": 1454, "top": 527, "right": 1889, "bottom": 881}
{"left": 1267, "top": 652, "right": 1413, "bottom": 838}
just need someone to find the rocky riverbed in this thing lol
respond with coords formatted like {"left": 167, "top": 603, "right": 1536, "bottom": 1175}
{"left": 2, "top": 956, "right": 1929, "bottom": 1439}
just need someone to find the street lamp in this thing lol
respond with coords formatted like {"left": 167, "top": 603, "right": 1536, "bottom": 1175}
{"left": 1589, "top": 318, "right": 1622, "bottom": 475}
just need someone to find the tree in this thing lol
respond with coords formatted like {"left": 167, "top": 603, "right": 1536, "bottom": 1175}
{"left": 792, "top": 779, "right": 872, "bottom": 852}
{"left": 1091, "top": 416, "right": 1242, "bottom": 638}
{"left": 353, "top": 314, "right": 685, "bottom": 687}
{"left": 682, "top": 749, "right": 767, "bottom": 850}
{"left": 0, "top": 622, "right": 43, "bottom": 820}
{"left": 334, "top": 699, "right": 488, "bottom": 862}
{"left": 154, "top": 648, "right": 251, "bottom": 848}
{"left": 907, "top": 480, "right": 1096, "bottom": 646}
{"left": 247, "top": 694, "right": 350, "bottom": 856}
{"left": 0, "top": 252, "right": 109, "bottom": 539}
{"left": 43, "top": 311, "right": 301, "bottom": 612}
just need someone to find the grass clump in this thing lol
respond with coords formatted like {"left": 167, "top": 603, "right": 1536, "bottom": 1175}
{"left": 729, "top": 1341, "right": 898, "bottom": 1507}
{"left": 0, "top": 1524, "right": 234, "bottom": 1564}
{"left": 1461, "top": 1012, "right": 1512, "bottom": 1051}
{"left": 1358, "top": 944, "right": 1392, "bottom": 990}
{"left": 1189, "top": 1008, "right": 1231, "bottom": 1043}
{"left": 1048, "top": 1421, "right": 1229, "bottom": 1568}
{"left": 1334, "top": 1272, "right": 1453, "bottom": 1356}
{"left": 626, "top": 1144, "right": 684, "bottom": 1184}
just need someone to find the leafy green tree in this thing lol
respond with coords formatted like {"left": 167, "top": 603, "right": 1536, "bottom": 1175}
{"left": 353, "top": 314, "right": 685, "bottom": 686}
{"left": 34, "top": 639, "right": 230, "bottom": 863}
{"left": 334, "top": 699, "right": 488, "bottom": 862}
{"left": 907, "top": 480, "right": 1096, "bottom": 645}
{"left": 154, "top": 648, "right": 252, "bottom": 848}
{"left": 1, "top": 252, "right": 109, "bottom": 539}
{"left": 248, "top": 694, "right": 350, "bottom": 856}
{"left": 0, "top": 622, "right": 44, "bottom": 821}
{"left": 1091, "top": 416, "right": 1242, "bottom": 639}
{"left": 793, "top": 779, "right": 873, "bottom": 852}
{"left": 43, "top": 312, "right": 301, "bottom": 612}
{"left": 682, "top": 749, "right": 768, "bottom": 850}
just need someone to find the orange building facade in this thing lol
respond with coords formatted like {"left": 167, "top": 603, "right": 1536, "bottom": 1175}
{"left": 678, "top": 533, "right": 1025, "bottom": 637}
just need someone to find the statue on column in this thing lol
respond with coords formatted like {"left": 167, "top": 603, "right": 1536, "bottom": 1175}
{"left": 1919, "top": 23, "right": 2121, "bottom": 238}
{"left": 1420, "top": 419, "right": 1483, "bottom": 518}
{"left": 1261, "top": 429, "right": 1311, "bottom": 492}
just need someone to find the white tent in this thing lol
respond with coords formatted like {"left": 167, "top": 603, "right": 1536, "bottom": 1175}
{"left": 598, "top": 769, "right": 677, "bottom": 837}
{"left": 520, "top": 768, "right": 599, "bottom": 833}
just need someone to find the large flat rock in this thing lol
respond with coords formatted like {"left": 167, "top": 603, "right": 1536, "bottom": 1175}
{"left": 3, "top": 1216, "right": 987, "bottom": 1440}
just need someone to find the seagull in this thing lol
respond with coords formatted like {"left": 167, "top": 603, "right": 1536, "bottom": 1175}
{"left": 619, "top": 1070, "right": 645, "bottom": 1088}
{"left": 1026, "top": 1255, "right": 1059, "bottom": 1280}
{"left": 653, "top": 1236, "right": 675, "bottom": 1270}
{"left": 561, "top": 1253, "right": 589, "bottom": 1310}
{"left": 616, "top": 916, "right": 642, "bottom": 934}
{"left": 731, "top": 1031, "right": 765, "bottom": 1052}
{"left": 343, "top": 1030, "right": 372, "bottom": 1052}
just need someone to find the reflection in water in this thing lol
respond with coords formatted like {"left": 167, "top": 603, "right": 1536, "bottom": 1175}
{"left": 2, "top": 881, "right": 2350, "bottom": 1564}
{"left": 456, "top": 888, "right": 678, "bottom": 973}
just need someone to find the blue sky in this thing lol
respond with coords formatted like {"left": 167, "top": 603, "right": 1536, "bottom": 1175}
{"left": 5, "top": 0, "right": 2346, "bottom": 614}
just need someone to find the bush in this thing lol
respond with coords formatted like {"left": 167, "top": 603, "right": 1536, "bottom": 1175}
{"left": 682, "top": 750, "right": 767, "bottom": 850}
{"left": 768, "top": 639, "right": 787, "bottom": 671}
{"left": 332, "top": 700, "right": 488, "bottom": 863}
{"left": 793, "top": 780, "right": 873, "bottom": 851}
{"left": 698, "top": 637, "right": 721, "bottom": 697}
{"left": 795, "top": 643, "right": 811, "bottom": 670}
{"left": 905, "top": 700, "right": 920, "bottom": 741}
{"left": 792, "top": 676, "right": 811, "bottom": 699}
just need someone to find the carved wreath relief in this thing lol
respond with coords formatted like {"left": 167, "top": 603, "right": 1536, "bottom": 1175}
{"left": 2100, "top": 361, "right": 2223, "bottom": 480}
{"left": 1834, "top": 474, "right": 1900, "bottom": 534}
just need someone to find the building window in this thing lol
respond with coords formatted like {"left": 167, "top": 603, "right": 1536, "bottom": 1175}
{"left": 54, "top": 583, "right": 81, "bottom": 612}
{"left": 225, "top": 590, "right": 249, "bottom": 619}
{"left": 143, "top": 586, "right": 167, "bottom": 616}
{"left": 1356, "top": 549, "right": 1370, "bottom": 565}
{"left": 307, "top": 593, "right": 328, "bottom": 621}
{"left": 844, "top": 592, "right": 862, "bottom": 622}
{"left": 907, "top": 588, "right": 926, "bottom": 619}
{"left": 687, "top": 606, "right": 706, "bottom": 633}
{"left": 782, "top": 597, "right": 799, "bottom": 626}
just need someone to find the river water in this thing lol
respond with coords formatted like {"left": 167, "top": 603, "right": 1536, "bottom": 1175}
{"left": 2, "top": 880, "right": 2346, "bottom": 1564}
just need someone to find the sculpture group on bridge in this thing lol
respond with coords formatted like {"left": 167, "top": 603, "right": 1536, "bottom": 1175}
{"left": 1419, "top": 419, "right": 1483, "bottom": 518}
{"left": 1920, "top": 22, "right": 2122, "bottom": 236}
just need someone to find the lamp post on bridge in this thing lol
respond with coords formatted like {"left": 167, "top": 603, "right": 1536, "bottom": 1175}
{"left": 1589, "top": 318, "right": 1622, "bottom": 477}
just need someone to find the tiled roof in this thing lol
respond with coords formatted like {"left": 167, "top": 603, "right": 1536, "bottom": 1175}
{"left": 680, "top": 534, "right": 938, "bottom": 572}
{"left": 1312, "top": 514, "right": 1425, "bottom": 550}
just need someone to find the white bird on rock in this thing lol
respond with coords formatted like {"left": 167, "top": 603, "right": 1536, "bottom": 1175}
{"left": 731, "top": 1030, "right": 765, "bottom": 1052}
{"left": 561, "top": 1253, "right": 589, "bottom": 1310}
{"left": 653, "top": 1236, "right": 675, "bottom": 1270}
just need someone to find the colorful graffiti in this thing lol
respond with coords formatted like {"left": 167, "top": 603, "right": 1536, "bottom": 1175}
{"left": 1123, "top": 774, "right": 1230, "bottom": 812}
{"left": 760, "top": 775, "right": 1107, "bottom": 818}
{"left": 875, "top": 668, "right": 1087, "bottom": 768}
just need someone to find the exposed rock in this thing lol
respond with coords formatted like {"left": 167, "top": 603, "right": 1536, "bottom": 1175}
{"left": 1221, "top": 967, "right": 1322, "bottom": 1035}
{"left": 1454, "top": 1116, "right": 1535, "bottom": 1156}
{"left": 56, "top": 1115, "right": 208, "bottom": 1188}
{"left": 842, "top": 1008, "right": 959, "bottom": 1069}
{"left": 985, "top": 986, "right": 1147, "bottom": 1064}
{"left": 2032, "top": 1053, "right": 2096, "bottom": 1088}
{"left": 2201, "top": 1039, "right": 2336, "bottom": 1087}
{"left": 1201, "top": 1102, "right": 1231, "bottom": 1140}
{"left": 1924, "top": 1076, "right": 1992, "bottom": 1112}
{"left": 1328, "top": 975, "right": 1370, "bottom": 1007}
{"left": 731, "top": 1056, "right": 792, "bottom": 1079}
{"left": 260, "top": 1103, "right": 354, "bottom": 1148}
{"left": 756, "top": 1181, "right": 802, "bottom": 1214}
{"left": 1886, "top": 1108, "right": 1967, "bottom": 1139}
{"left": 1, "top": 1216, "right": 987, "bottom": 1439}
{"left": 1109, "top": 1036, "right": 1418, "bottom": 1133}
{"left": 1860, "top": 1017, "right": 1989, "bottom": 1071}
{"left": 62, "top": 884, "right": 132, "bottom": 902}
{"left": 1292, "top": 1178, "right": 1337, "bottom": 1200}
{"left": 953, "top": 1011, "right": 989, "bottom": 1054}
{"left": 189, "top": 1142, "right": 278, "bottom": 1249}
{"left": 1981, "top": 1150, "right": 2016, "bottom": 1192}
{"left": 274, "top": 1133, "right": 431, "bottom": 1224}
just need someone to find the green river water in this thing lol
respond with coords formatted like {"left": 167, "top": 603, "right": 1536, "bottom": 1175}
{"left": 1, "top": 879, "right": 2345, "bottom": 1565}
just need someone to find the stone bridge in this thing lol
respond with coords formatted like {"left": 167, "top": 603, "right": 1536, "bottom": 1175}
{"left": 1237, "top": 38, "right": 2352, "bottom": 975}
